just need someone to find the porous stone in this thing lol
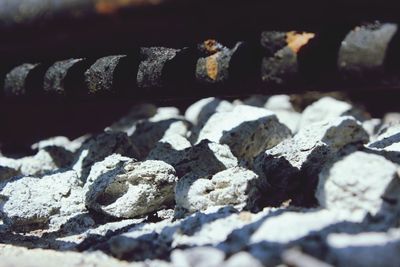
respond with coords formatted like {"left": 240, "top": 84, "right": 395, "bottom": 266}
{"left": 316, "top": 151, "right": 400, "bottom": 221}
{"left": 326, "top": 229, "right": 400, "bottom": 267}
{"left": 175, "top": 167, "right": 260, "bottom": 213}
{"left": 299, "top": 97, "right": 366, "bottom": 129}
{"left": 84, "top": 155, "right": 178, "bottom": 219}
{"left": 0, "top": 170, "right": 86, "bottom": 230}
{"left": 197, "top": 105, "right": 291, "bottom": 162}
{"left": 72, "top": 132, "right": 139, "bottom": 181}
{"left": 254, "top": 116, "right": 369, "bottom": 207}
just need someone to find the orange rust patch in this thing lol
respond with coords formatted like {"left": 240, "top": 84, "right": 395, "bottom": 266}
{"left": 206, "top": 54, "right": 219, "bottom": 81}
{"left": 203, "top": 39, "right": 219, "bottom": 54}
{"left": 95, "top": 0, "right": 163, "bottom": 14}
{"left": 286, "top": 31, "right": 315, "bottom": 53}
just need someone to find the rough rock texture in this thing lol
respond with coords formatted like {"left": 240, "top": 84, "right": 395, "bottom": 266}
{"left": 72, "top": 132, "right": 139, "bottom": 181}
{"left": 197, "top": 105, "right": 291, "bottom": 162}
{"left": 84, "top": 154, "right": 178, "bottom": 218}
{"left": 0, "top": 170, "right": 86, "bottom": 230}
{"left": 317, "top": 151, "right": 400, "bottom": 222}
{"left": 299, "top": 97, "right": 367, "bottom": 129}
{"left": 175, "top": 167, "right": 260, "bottom": 213}
{"left": 254, "top": 116, "right": 369, "bottom": 207}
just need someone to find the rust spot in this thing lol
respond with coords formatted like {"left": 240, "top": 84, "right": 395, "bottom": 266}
{"left": 203, "top": 39, "right": 219, "bottom": 54}
{"left": 286, "top": 31, "right": 315, "bottom": 53}
{"left": 95, "top": 0, "right": 164, "bottom": 14}
{"left": 206, "top": 54, "right": 219, "bottom": 81}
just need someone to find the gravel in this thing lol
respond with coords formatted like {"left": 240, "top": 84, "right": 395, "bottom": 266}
{"left": 1, "top": 95, "right": 399, "bottom": 267}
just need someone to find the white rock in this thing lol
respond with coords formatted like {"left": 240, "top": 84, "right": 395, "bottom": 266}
{"left": 316, "top": 151, "right": 400, "bottom": 221}
{"left": 274, "top": 109, "right": 301, "bottom": 134}
{"left": 362, "top": 118, "right": 382, "bottom": 139}
{"left": 31, "top": 135, "right": 89, "bottom": 153}
{"left": 185, "top": 97, "right": 234, "bottom": 126}
{"left": 264, "top": 94, "right": 295, "bottom": 111}
{"left": 84, "top": 155, "right": 178, "bottom": 218}
{"left": 0, "top": 170, "right": 86, "bottom": 230}
{"left": 197, "top": 105, "right": 291, "bottom": 162}
{"left": 299, "top": 97, "right": 365, "bottom": 129}
{"left": 326, "top": 229, "right": 400, "bottom": 267}
{"left": 171, "top": 247, "right": 225, "bottom": 267}
{"left": 222, "top": 252, "right": 264, "bottom": 267}
{"left": 254, "top": 116, "right": 369, "bottom": 206}
{"left": 175, "top": 167, "right": 260, "bottom": 213}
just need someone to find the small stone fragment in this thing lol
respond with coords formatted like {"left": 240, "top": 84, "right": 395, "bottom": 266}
{"left": 254, "top": 116, "right": 369, "bottom": 207}
{"left": 84, "top": 155, "right": 178, "bottom": 219}
{"left": 299, "top": 97, "right": 366, "bottom": 129}
{"left": 197, "top": 105, "right": 291, "bottom": 162}
{"left": 316, "top": 151, "right": 400, "bottom": 221}
{"left": 175, "top": 167, "right": 260, "bottom": 213}
{"left": 0, "top": 170, "right": 86, "bottom": 230}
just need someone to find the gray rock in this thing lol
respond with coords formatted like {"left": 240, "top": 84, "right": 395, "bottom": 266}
{"left": 130, "top": 108, "right": 191, "bottom": 158}
{"left": 150, "top": 139, "right": 237, "bottom": 178}
{"left": 72, "top": 132, "right": 139, "bottom": 181}
{"left": 0, "top": 170, "right": 86, "bottom": 230}
{"left": 299, "top": 97, "right": 366, "bottom": 129}
{"left": 254, "top": 116, "right": 369, "bottom": 207}
{"left": 197, "top": 105, "right": 291, "bottom": 162}
{"left": 147, "top": 133, "right": 192, "bottom": 166}
{"left": 175, "top": 167, "right": 260, "bottom": 213}
{"left": 239, "top": 95, "right": 270, "bottom": 107}
{"left": 317, "top": 151, "right": 400, "bottom": 222}
{"left": 171, "top": 247, "right": 225, "bottom": 267}
{"left": 84, "top": 155, "right": 178, "bottom": 218}
{"left": 326, "top": 229, "right": 400, "bottom": 267}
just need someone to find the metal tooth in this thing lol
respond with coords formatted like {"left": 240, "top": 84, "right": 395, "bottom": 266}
{"left": 137, "top": 47, "right": 194, "bottom": 89}
{"left": 195, "top": 41, "right": 255, "bottom": 85}
{"left": 44, "top": 58, "right": 91, "bottom": 97}
{"left": 84, "top": 55, "right": 138, "bottom": 95}
{"left": 4, "top": 63, "right": 48, "bottom": 97}
{"left": 261, "top": 31, "right": 315, "bottom": 85}
{"left": 338, "top": 22, "right": 398, "bottom": 79}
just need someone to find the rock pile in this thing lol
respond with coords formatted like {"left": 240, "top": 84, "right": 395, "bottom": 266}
{"left": 1, "top": 95, "right": 399, "bottom": 266}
